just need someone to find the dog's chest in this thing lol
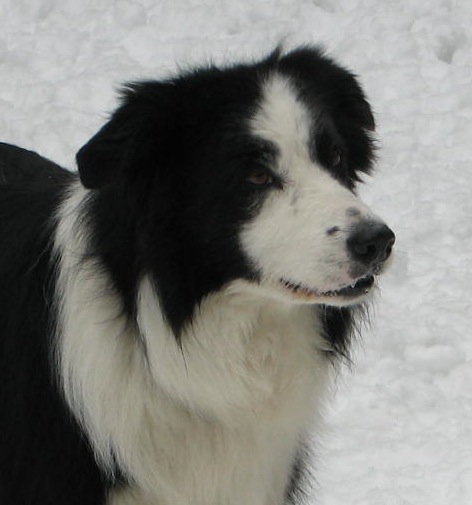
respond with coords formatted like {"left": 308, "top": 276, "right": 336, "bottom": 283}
{"left": 154, "top": 304, "right": 328, "bottom": 504}
{"left": 61, "top": 269, "right": 332, "bottom": 505}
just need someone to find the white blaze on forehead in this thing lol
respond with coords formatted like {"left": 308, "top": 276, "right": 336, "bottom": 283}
{"left": 251, "top": 74, "right": 313, "bottom": 168}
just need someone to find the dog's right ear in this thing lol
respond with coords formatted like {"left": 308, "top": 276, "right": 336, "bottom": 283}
{"left": 76, "top": 112, "right": 138, "bottom": 190}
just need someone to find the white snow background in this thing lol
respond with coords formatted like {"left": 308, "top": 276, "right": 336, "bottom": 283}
{"left": 1, "top": 0, "right": 471, "bottom": 503}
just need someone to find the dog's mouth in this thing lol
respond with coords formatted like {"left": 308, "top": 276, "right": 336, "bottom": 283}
{"left": 279, "top": 274, "right": 375, "bottom": 302}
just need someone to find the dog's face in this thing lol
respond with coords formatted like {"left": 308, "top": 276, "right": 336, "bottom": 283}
{"left": 240, "top": 73, "right": 394, "bottom": 307}
{"left": 77, "top": 47, "right": 394, "bottom": 331}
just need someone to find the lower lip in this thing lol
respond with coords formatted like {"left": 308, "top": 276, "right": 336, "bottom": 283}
{"left": 281, "top": 275, "right": 375, "bottom": 300}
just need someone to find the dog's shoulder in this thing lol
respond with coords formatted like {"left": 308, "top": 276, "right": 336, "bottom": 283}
{"left": 0, "top": 143, "right": 75, "bottom": 274}
{"left": 0, "top": 142, "right": 74, "bottom": 187}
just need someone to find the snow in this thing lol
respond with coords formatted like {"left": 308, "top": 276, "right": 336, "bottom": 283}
{"left": 1, "top": 0, "right": 471, "bottom": 503}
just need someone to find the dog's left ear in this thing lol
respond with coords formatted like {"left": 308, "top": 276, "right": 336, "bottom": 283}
{"left": 355, "top": 96, "right": 375, "bottom": 132}
{"left": 76, "top": 113, "right": 138, "bottom": 189}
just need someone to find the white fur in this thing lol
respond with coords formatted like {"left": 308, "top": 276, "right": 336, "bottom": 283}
{"left": 52, "top": 72, "right": 385, "bottom": 505}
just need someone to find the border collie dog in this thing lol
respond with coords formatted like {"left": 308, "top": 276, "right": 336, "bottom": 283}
{"left": 0, "top": 47, "right": 394, "bottom": 505}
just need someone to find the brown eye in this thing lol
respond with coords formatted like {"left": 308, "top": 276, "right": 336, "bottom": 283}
{"left": 331, "top": 149, "right": 343, "bottom": 167}
{"left": 246, "top": 169, "right": 274, "bottom": 186}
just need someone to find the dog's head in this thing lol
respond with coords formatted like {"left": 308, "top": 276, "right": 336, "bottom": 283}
{"left": 76, "top": 47, "right": 394, "bottom": 332}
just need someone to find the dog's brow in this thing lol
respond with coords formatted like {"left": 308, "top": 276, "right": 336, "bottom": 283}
{"left": 246, "top": 138, "right": 278, "bottom": 163}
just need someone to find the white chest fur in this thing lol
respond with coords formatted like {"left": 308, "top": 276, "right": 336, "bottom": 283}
{"left": 131, "top": 278, "right": 331, "bottom": 505}
{"left": 59, "top": 277, "right": 330, "bottom": 505}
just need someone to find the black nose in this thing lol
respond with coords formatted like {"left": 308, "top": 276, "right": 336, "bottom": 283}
{"left": 347, "top": 222, "right": 395, "bottom": 266}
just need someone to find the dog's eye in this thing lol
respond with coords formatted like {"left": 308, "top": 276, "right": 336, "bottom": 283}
{"left": 330, "top": 149, "right": 343, "bottom": 168}
{"left": 246, "top": 168, "right": 274, "bottom": 186}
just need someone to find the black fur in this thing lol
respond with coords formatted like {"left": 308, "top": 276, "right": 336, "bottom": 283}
{"left": 0, "top": 47, "right": 376, "bottom": 504}
{"left": 76, "top": 47, "right": 374, "bottom": 335}
{"left": 0, "top": 146, "right": 110, "bottom": 504}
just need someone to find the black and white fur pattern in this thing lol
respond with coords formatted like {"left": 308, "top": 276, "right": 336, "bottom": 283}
{"left": 0, "top": 47, "right": 394, "bottom": 505}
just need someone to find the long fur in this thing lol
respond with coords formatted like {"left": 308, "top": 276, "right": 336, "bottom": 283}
{"left": 0, "top": 47, "right": 393, "bottom": 505}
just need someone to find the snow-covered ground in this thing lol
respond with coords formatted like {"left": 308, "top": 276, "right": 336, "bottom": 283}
{"left": 1, "top": 0, "right": 471, "bottom": 503}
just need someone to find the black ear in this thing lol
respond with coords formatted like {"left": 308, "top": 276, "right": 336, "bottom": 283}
{"left": 76, "top": 114, "right": 137, "bottom": 189}
{"left": 355, "top": 96, "right": 375, "bottom": 132}
{"left": 77, "top": 81, "right": 176, "bottom": 189}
